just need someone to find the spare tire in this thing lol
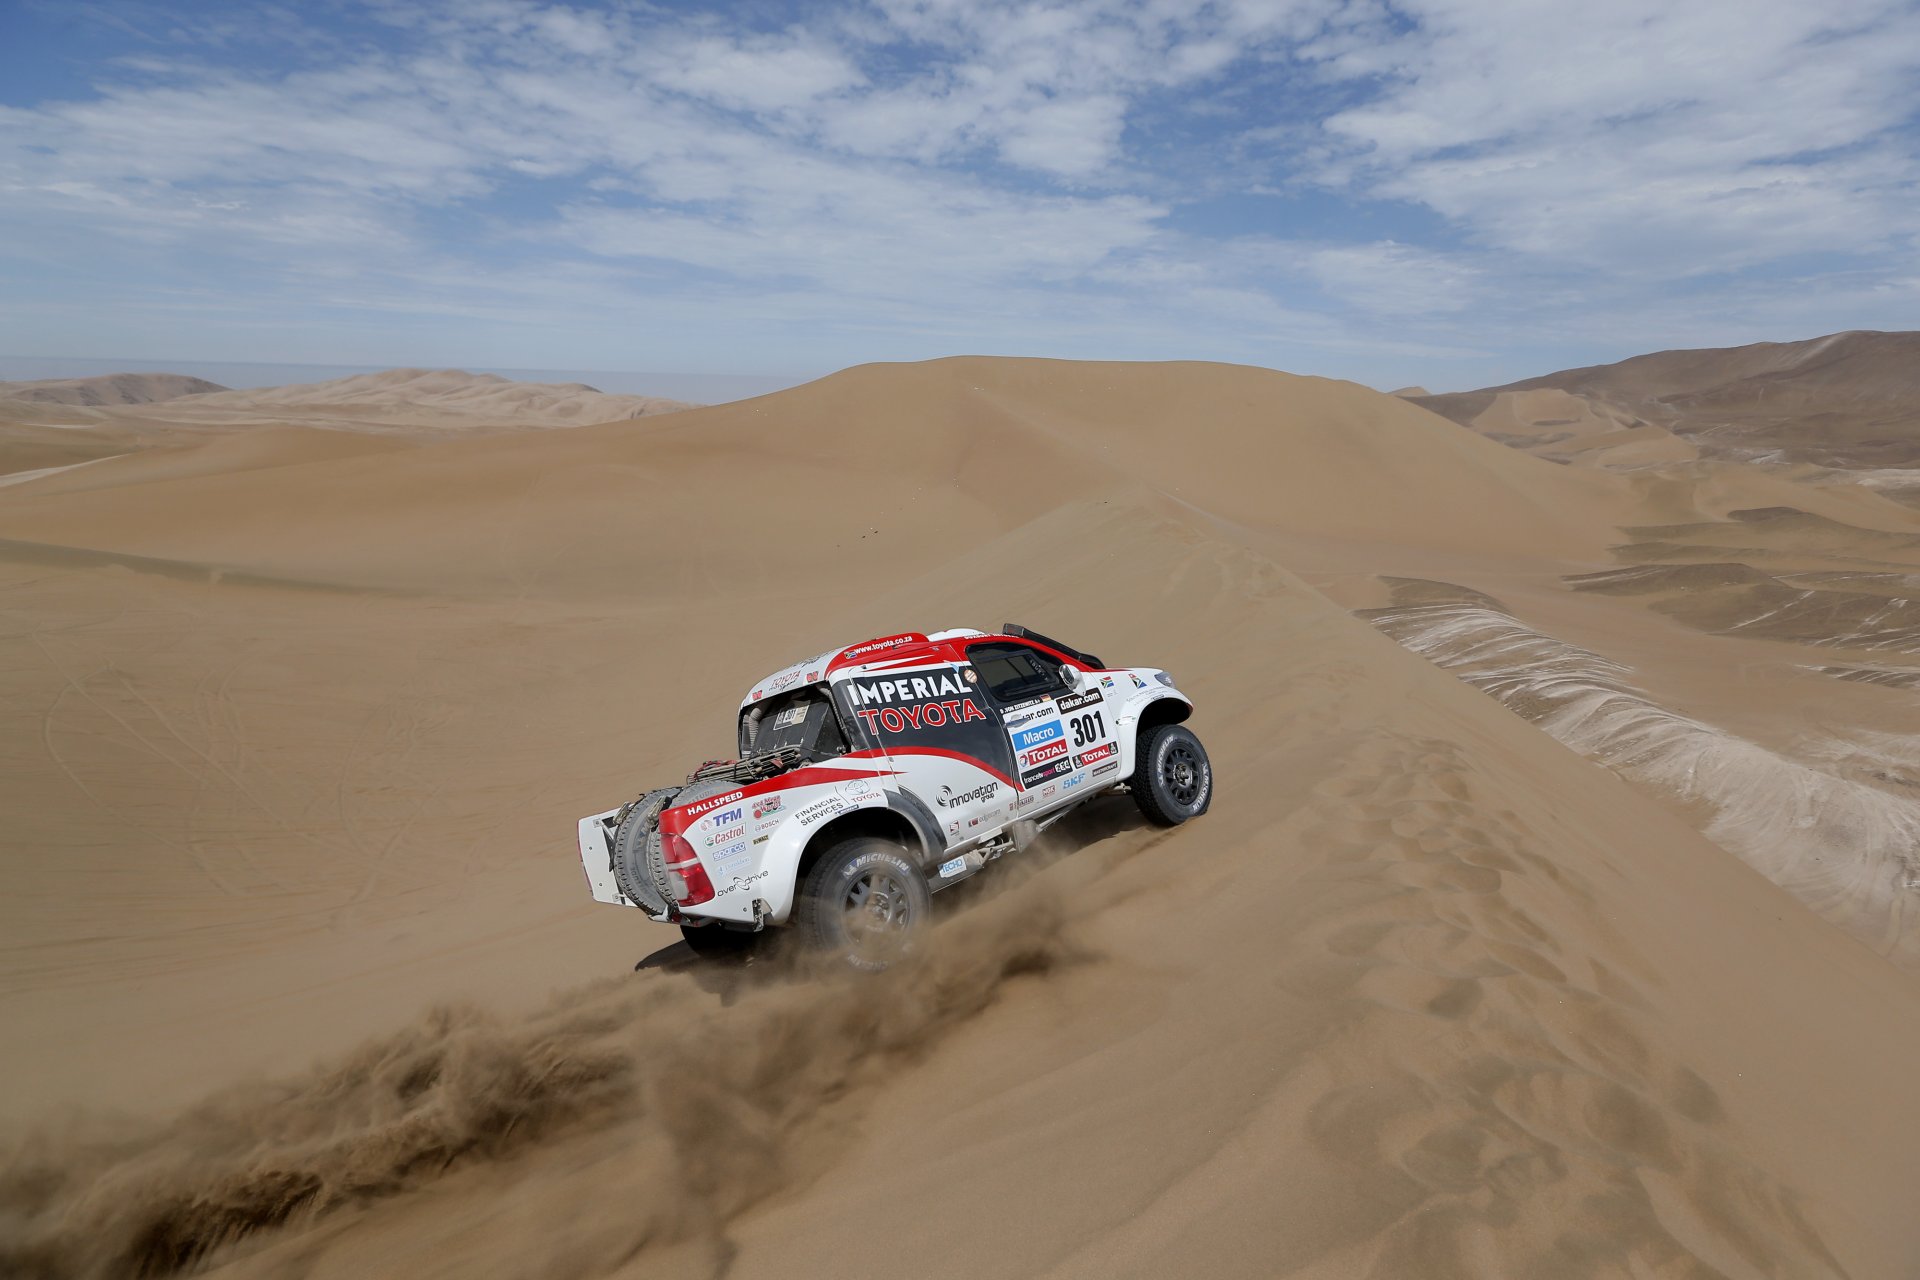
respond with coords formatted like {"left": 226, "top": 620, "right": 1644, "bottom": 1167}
{"left": 611, "top": 788, "right": 678, "bottom": 913}
{"left": 612, "top": 777, "right": 745, "bottom": 915}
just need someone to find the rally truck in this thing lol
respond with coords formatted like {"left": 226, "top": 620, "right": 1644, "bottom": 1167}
{"left": 576, "top": 625, "right": 1211, "bottom": 969}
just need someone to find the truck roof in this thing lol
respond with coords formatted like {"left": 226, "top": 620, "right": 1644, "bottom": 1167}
{"left": 739, "top": 629, "right": 994, "bottom": 709}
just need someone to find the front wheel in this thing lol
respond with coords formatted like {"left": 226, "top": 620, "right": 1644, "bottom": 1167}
{"left": 1130, "top": 723, "right": 1213, "bottom": 826}
{"left": 795, "top": 836, "right": 932, "bottom": 972}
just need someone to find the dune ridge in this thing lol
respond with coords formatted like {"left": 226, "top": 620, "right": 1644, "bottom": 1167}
{"left": 1362, "top": 579, "right": 1920, "bottom": 967}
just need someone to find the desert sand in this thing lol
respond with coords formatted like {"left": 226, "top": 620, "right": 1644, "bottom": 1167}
{"left": 1, "top": 356, "right": 1917, "bottom": 1279}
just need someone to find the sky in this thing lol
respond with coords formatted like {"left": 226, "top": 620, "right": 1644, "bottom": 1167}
{"left": 1, "top": 0, "right": 1917, "bottom": 393}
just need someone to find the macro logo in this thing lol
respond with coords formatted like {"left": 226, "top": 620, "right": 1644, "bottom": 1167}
{"left": 1011, "top": 719, "right": 1063, "bottom": 752}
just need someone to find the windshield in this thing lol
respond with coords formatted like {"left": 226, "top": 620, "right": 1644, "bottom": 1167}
{"left": 738, "top": 687, "right": 850, "bottom": 761}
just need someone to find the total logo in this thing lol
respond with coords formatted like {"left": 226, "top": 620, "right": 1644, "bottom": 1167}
{"left": 1074, "top": 742, "right": 1117, "bottom": 766}
{"left": 1020, "top": 739, "right": 1069, "bottom": 768}
{"left": 937, "top": 782, "right": 999, "bottom": 809}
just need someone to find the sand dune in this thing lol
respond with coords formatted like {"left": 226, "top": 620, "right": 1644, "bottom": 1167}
{"left": 0, "top": 373, "right": 228, "bottom": 406}
{"left": 0, "top": 368, "right": 694, "bottom": 489}
{"left": 181, "top": 368, "right": 695, "bottom": 428}
{"left": 2, "top": 357, "right": 1918, "bottom": 1279}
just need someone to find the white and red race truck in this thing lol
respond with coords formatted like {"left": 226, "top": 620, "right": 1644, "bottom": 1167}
{"left": 577, "top": 625, "right": 1211, "bottom": 968}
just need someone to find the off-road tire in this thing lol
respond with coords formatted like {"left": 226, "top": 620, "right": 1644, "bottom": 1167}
{"left": 1131, "top": 723, "right": 1212, "bottom": 826}
{"left": 612, "top": 777, "right": 741, "bottom": 914}
{"left": 679, "top": 922, "right": 763, "bottom": 960}
{"left": 795, "top": 836, "right": 932, "bottom": 972}
{"left": 611, "top": 788, "right": 677, "bottom": 913}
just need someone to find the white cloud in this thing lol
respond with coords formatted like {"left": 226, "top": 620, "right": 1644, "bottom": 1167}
{"left": 0, "top": 0, "right": 1914, "bottom": 388}
{"left": 1313, "top": 0, "right": 1920, "bottom": 272}
{"left": 1307, "top": 240, "right": 1478, "bottom": 314}
{"left": 649, "top": 35, "right": 865, "bottom": 114}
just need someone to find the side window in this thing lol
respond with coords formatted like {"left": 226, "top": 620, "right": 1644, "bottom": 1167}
{"left": 966, "top": 642, "right": 1070, "bottom": 704}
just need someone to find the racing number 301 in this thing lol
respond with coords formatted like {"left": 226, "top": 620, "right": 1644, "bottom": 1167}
{"left": 1069, "top": 710, "right": 1105, "bottom": 747}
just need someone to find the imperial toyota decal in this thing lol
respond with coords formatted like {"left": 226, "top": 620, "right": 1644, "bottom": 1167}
{"left": 845, "top": 671, "right": 968, "bottom": 705}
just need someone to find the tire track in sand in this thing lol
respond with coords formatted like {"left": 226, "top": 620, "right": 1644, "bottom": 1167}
{"left": 1280, "top": 731, "right": 1844, "bottom": 1279}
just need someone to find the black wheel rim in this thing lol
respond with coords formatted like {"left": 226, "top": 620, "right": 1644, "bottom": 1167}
{"left": 843, "top": 867, "right": 917, "bottom": 955}
{"left": 1161, "top": 742, "right": 1203, "bottom": 807}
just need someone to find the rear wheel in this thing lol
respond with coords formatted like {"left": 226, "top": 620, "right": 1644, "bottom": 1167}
{"left": 1130, "top": 723, "right": 1212, "bottom": 826}
{"left": 795, "top": 836, "right": 931, "bottom": 972}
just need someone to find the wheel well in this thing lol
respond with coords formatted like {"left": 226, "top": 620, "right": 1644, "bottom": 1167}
{"left": 795, "top": 807, "right": 926, "bottom": 888}
{"left": 1137, "top": 697, "right": 1191, "bottom": 736}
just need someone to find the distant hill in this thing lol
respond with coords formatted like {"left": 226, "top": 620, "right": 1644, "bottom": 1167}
{"left": 1412, "top": 331, "right": 1920, "bottom": 470}
{"left": 0, "top": 373, "right": 229, "bottom": 406}
{"left": 181, "top": 367, "right": 694, "bottom": 426}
